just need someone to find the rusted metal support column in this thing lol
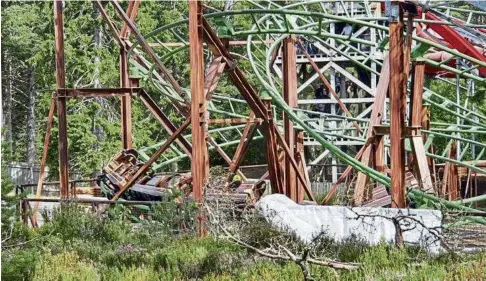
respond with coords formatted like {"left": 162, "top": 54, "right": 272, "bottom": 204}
{"left": 120, "top": 47, "right": 132, "bottom": 149}
{"left": 189, "top": 0, "right": 207, "bottom": 236}
{"left": 389, "top": 3, "right": 406, "bottom": 208}
{"left": 282, "top": 35, "right": 297, "bottom": 201}
{"left": 54, "top": 0, "right": 69, "bottom": 199}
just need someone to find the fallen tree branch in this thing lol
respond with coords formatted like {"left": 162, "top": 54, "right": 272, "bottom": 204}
{"left": 205, "top": 204, "right": 359, "bottom": 271}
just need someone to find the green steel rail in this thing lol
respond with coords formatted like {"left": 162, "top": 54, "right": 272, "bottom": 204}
{"left": 123, "top": 1, "right": 486, "bottom": 219}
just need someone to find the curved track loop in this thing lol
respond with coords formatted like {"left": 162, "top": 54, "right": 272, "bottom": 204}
{"left": 130, "top": 1, "right": 485, "bottom": 188}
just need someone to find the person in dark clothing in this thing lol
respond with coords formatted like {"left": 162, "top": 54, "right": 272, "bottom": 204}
{"left": 313, "top": 84, "right": 331, "bottom": 114}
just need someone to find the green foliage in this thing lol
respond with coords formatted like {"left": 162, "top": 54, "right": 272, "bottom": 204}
{"left": 38, "top": 204, "right": 131, "bottom": 243}
{"left": 2, "top": 203, "right": 486, "bottom": 281}
{"left": 32, "top": 252, "right": 99, "bottom": 281}
{"left": 1, "top": 248, "right": 39, "bottom": 281}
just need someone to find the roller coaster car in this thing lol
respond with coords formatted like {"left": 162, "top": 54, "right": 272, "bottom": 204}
{"left": 101, "top": 149, "right": 144, "bottom": 192}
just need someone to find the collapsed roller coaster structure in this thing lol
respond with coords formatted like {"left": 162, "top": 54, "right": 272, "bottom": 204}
{"left": 30, "top": 0, "right": 486, "bottom": 229}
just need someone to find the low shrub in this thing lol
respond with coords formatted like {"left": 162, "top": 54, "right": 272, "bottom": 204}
{"left": 32, "top": 251, "right": 99, "bottom": 281}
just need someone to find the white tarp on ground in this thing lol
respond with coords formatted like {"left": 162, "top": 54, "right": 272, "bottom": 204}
{"left": 256, "top": 194, "right": 443, "bottom": 253}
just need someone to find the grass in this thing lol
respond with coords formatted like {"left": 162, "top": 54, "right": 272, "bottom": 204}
{"left": 2, "top": 204, "right": 486, "bottom": 281}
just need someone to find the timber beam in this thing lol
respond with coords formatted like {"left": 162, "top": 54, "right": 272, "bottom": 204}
{"left": 389, "top": 2, "right": 406, "bottom": 208}
{"left": 111, "top": 119, "right": 191, "bottom": 201}
{"left": 56, "top": 88, "right": 142, "bottom": 98}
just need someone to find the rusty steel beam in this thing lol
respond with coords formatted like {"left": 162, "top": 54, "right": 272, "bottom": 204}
{"left": 148, "top": 40, "right": 275, "bottom": 47}
{"left": 31, "top": 94, "right": 56, "bottom": 226}
{"left": 138, "top": 90, "right": 192, "bottom": 157}
{"left": 202, "top": 18, "right": 268, "bottom": 120}
{"left": 207, "top": 137, "right": 247, "bottom": 181}
{"left": 111, "top": 119, "right": 191, "bottom": 201}
{"left": 56, "top": 88, "right": 141, "bottom": 98}
{"left": 189, "top": 0, "right": 207, "bottom": 236}
{"left": 54, "top": 0, "right": 69, "bottom": 199}
{"left": 110, "top": 0, "right": 186, "bottom": 99}
{"left": 389, "top": 4, "right": 406, "bottom": 208}
{"left": 273, "top": 124, "right": 316, "bottom": 202}
{"left": 120, "top": 0, "right": 140, "bottom": 39}
{"left": 282, "top": 35, "right": 297, "bottom": 201}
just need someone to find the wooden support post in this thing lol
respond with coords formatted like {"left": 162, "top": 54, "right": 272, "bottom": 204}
{"left": 409, "top": 61, "right": 434, "bottom": 193}
{"left": 32, "top": 94, "right": 56, "bottom": 226}
{"left": 421, "top": 106, "right": 439, "bottom": 194}
{"left": 262, "top": 99, "right": 284, "bottom": 194}
{"left": 207, "top": 137, "right": 247, "bottom": 182}
{"left": 442, "top": 141, "right": 458, "bottom": 200}
{"left": 295, "top": 131, "right": 306, "bottom": 203}
{"left": 389, "top": 3, "right": 406, "bottom": 208}
{"left": 352, "top": 57, "right": 390, "bottom": 206}
{"left": 204, "top": 57, "right": 226, "bottom": 100}
{"left": 189, "top": 0, "right": 207, "bottom": 236}
{"left": 273, "top": 125, "right": 315, "bottom": 202}
{"left": 282, "top": 35, "right": 297, "bottom": 201}
{"left": 374, "top": 135, "right": 385, "bottom": 173}
{"left": 120, "top": 47, "right": 132, "bottom": 149}
{"left": 230, "top": 113, "right": 258, "bottom": 173}
{"left": 54, "top": 0, "right": 69, "bottom": 199}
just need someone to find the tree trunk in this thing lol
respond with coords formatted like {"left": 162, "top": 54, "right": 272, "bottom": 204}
{"left": 91, "top": 2, "right": 104, "bottom": 178}
{"left": 3, "top": 54, "right": 13, "bottom": 156}
{"left": 27, "top": 67, "right": 36, "bottom": 175}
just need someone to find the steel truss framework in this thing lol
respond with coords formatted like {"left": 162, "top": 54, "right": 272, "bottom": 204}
{"left": 33, "top": 0, "right": 486, "bottom": 228}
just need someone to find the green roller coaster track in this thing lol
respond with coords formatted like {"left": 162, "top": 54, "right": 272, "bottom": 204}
{"left": 120, "top": 0, "right": 485, "bottom": 220}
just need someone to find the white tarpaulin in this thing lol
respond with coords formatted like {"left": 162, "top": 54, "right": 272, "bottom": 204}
{"left": 256, "top": 194, "right": 443, "bottom": 253}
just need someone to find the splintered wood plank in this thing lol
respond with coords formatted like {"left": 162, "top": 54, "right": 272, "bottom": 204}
{"left": 353, "top": 55, "right": 390, "bottom": 206}
{"left": 204, "top": 57, "right": 226, "bottom": 100}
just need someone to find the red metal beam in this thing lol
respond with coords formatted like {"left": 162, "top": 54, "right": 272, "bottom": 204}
{"left": 229, "top": 113, "right": 258, "bottom": 173}
{"left": 262, "top": 99, "right": 284, "bottom": 194}
{"left": 202, "top": 18, "right": 268, "bottom": 120}
{"left": 409, "top": 61, "right": 434, "bottom": 193}
{"left": 94, "top": 0, "right": 123, "bottom": 46}
{"left": 54, "top": 0, "right": 69, "bottom": 199}
{"left": 295, "top": 131, "right": 306, "bottom": 203}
